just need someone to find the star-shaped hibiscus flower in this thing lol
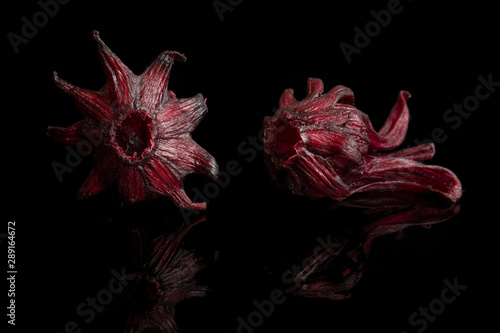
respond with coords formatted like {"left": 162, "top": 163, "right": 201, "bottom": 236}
{"left": 49, "top": 31, "right": 218, "bottom": 210}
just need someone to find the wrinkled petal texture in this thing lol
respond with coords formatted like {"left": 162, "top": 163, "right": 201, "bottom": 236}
{"left": 263, "top": 78, "right": 462, "bottom": 205}
{"left": 49, "top": 31, "right": 218, "bottom": 209}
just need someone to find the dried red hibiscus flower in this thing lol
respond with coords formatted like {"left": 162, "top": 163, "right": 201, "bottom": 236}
{"left": 49, "top": 31, "right": 218, "bottom": 210}
{"left": 263, "top": 78, "right": 462, "bottom": 206}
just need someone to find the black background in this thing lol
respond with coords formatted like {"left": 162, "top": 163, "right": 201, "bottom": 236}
{"left": 3, "top": 0, "right": 499, "bottom": 332}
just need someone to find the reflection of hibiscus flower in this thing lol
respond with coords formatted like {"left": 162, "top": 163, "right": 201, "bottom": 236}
{"left": 124, "top": 218, "right": 213, "bottom": 333}
{"left": 289, "top": 201, "right": 459, "bottom": 300}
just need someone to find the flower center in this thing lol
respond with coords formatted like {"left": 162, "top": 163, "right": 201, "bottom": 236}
{"left": 114, "top": 111, "right": 154, "bottom": 162}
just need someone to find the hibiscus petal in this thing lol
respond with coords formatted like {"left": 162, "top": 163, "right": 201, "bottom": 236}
{"left": 47, "top": 121, "right": 86, "bottom": 146}
{"left": 325, "top": 85, "right": 355, "bottom": 106}
{"left": 285, "top": 148, "right": 350, "bottom": 199}
{"left": 303, "top": 127, "right": 365, "bottom": 170}
{"left": 144, "top": 157, "right": 206, "bottom": 210}
{"left": 139, "top": 50, "right": 186, "bottom": 112}
{"left": 53, "top": 72, "right": 113, "bottom": 122}
{"left": 92, "top": 31, "right": 134, "bottom": 110}
{"left": 118, "top": 165, "right": 147, "bottom": 203}
{"left": 156, "top": 94, "right": 207, "bottom": 138}
{"left": 78, "top": 156, "right": 118, "bottom": 199}
{"left": 155, "top": 136, "right": 218, "bottom": 180}
{"left": 302, "top": 83, "right": 355, "bottom": 113}
{"left": 279, "top": 88, "right": 297, "bottom": 108}
{"left": 376, "top": 143, "right": 435, "bottom": 161}
{"left": 306, "top": 78, "right": 324, "bottom": 99}
{"left": 366, "top": 90, "right": 410, "bottom": 151}
{"left": 347, "top": 157, "right": 462, "bottom": 203}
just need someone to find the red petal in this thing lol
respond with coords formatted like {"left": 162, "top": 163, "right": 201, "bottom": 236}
{"left": 375, "top": 143, "right": 435, "bottom": 161}
{"left": 366, "top": 90, "right": 410, "bottom": 151}
{"left": 156, "top": 94, "right": 207, "bottom": 138}
{"left": 300, "top": 83, "right": 355, "bottom": 114}
{"left": 279, "top": 89, "right": 296, "bottom": 108}
{"left": 303, "top": 128, "right": 365, "bottom": 169}
{"left": 92, "top": 31, "right": 133, "bottom": 110}
{"left": 347, "top": 156, "right": 462, "bottom": 202}
{"left": 78, "top": 156, "right": 118, "bottom": 199}
{"left": 139, "top": 51, "right": 186, "bottom": 111}
{"left": 306, "top": 78, "right": 324, "bottom": 99}
{"left": 47, "top": 121, "right": 86, "bottom": 146}
{"left": 118, "top": 165, "right": 147, "bottom": 203}
{"left": 301, "top": 106, "right": 349, "bottom": 127}
{"left": 144, "top": 157, "right": 206, "bottom": 210}
{"left": 155, "top": 137, "right": 218, "bottom": 180}
{"left": 285, "top": 148, "right": 350, "bottom": 199}
{"left": 324, "top": 85, "right": 355, "bottom": 105}
{"left": 53, "top": 72, "right": 113, "bottom": 122}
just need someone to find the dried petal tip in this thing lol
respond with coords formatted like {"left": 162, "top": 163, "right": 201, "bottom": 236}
{"left": 264, "top": 78, "right": 462, "bottom": 206}
{"left": 47, "top": 121, "right": 86, "bottom": 146}
{"left": 50, "top": 32, "right": 218, "bottom": 209}
{"left": 367, "top": 90, "right": 411, "bottom": 151}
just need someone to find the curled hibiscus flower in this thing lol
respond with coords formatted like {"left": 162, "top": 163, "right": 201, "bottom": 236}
{"left": 48, "top": 31, "right": 218, "bottom": 210}
{"left": 263, "top": 78, "right": 462, "bottom": 206}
